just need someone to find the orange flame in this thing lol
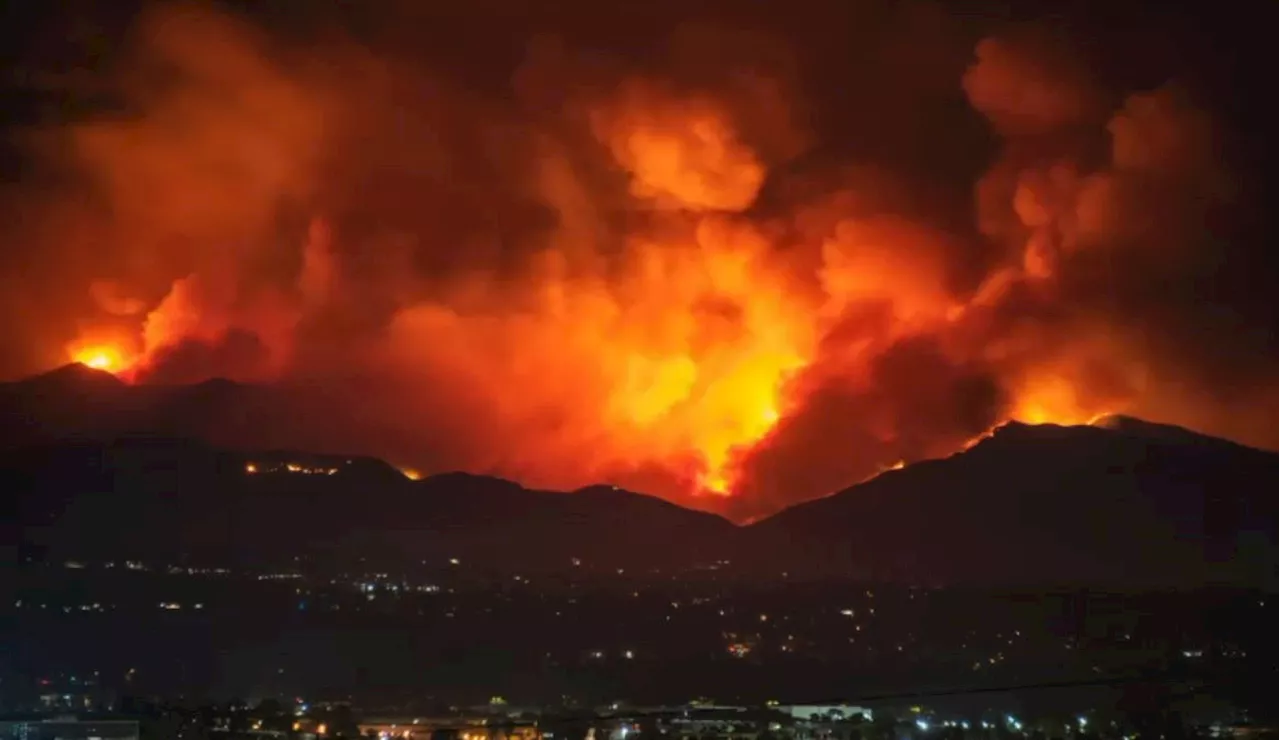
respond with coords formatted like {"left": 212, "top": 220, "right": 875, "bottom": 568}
{"left": 69, "top": 342, "right": 137, "bottom": 376}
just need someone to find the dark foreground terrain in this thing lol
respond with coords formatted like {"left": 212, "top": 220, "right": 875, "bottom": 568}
{"left": 5, "top": 561, "right": 1274, "bottom": 717}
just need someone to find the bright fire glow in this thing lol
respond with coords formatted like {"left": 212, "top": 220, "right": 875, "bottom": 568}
{"left": 1011, "top": 376, "right": 1096, "bottom": 425}
{"left": 70, "top": 344, "right": 134, "bottom": 375}
{"left": 1010, "top": 371, "right": 1125, "bottom": 427}
{"left": 245, "top": 461, "right": 338, "bottom": 476}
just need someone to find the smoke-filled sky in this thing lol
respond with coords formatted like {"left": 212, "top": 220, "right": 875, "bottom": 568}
{"left": 0, "top": 0, "right": 1274, "bottom": 519}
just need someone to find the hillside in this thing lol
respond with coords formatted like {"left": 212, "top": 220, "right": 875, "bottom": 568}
{"left": 2, "top": 435, "right": 734, "bottom": 572}
{"left": 743, "top": 418, "right": 1278, "bottom": 587}
{"left": 3, "top": 365, "right": 1276, "bottom": 586}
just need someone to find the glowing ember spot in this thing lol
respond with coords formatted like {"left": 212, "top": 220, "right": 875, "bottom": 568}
{"left": 246, "top": 461, "right": 339, "bottom": 475}
{"left": 399, "top": 467, "right": 422, "bottom": 481}
{"left": 961, "top": 427, "right": 998, "bottom": 451}
{"left": 857, "top": 457, "right": 909, "bottom": 484}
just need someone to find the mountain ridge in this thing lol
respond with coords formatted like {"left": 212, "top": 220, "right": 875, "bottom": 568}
{"left": 3, "top": 364, "right": 1276, "bottom": 586}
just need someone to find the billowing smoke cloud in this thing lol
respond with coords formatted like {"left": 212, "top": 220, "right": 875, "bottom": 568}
{"left": 1, "top": 1, "right": 1273, "bottom": 519}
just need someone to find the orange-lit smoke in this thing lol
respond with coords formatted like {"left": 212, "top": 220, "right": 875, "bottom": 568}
{"left": 5, "top": 3, "right": 1271, "bottom": 519}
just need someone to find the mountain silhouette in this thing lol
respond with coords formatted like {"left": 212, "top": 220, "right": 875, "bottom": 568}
{"left": 2, "top": 435, "right": 733, "bottom": 572}
{"left": 2, "top": 365, "right": 1275, "bottom": 586}
{"left": 743, "top": 419, "right": 1277, "bottom": 587}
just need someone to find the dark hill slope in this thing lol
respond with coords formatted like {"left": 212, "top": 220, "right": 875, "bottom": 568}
{"left": 3, "top": 437, "right": 733, "bottom": 571}
{"left": 744, "top": 419, "right": 1277, "bottom": 587}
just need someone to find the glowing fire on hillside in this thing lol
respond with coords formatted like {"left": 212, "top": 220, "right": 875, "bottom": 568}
{"left": 5, "top": 3, "right": 1265, "bottom": 519}
{"left": 70, "top": 343, "right": 136, "bottom": 376}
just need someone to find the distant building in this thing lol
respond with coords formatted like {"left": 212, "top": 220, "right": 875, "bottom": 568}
{"left": 357, "top": 718, "right": 541, "bottom": 740}
{"left": 0, "top": 716, "right": 140, "bottom": 740}
{"left": 357, "top": 720, "right": 433, "bottom": 740}
{"left": 34, "top": 695, "right": 98, "bottom": 714}
{"left": 776, "top": 706, "right": 872, "bottom": 722}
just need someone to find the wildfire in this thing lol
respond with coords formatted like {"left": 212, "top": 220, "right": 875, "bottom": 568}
{"left": 31, "top": 4, "right": 1266, "bottom": 519}
{"left": 957, "top": 373, "right": 1122, "bottom": 454}
{"left": 688, "top": 395, "right": 792, "bottom": 496}
{"left": 1010, "top": 372, "right": 1125, "bottom": 428}
{"left": 1011, "top": 378, "right": 1093, "bottom": 426}
{"left": 245, "top": 461, "right": 340, "bottom": 476}
{"left": 70, "top": 343, "right": 135, "bottom": 376}
{"left": 698, "top": 471, "right": 732, "bottom": 496}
